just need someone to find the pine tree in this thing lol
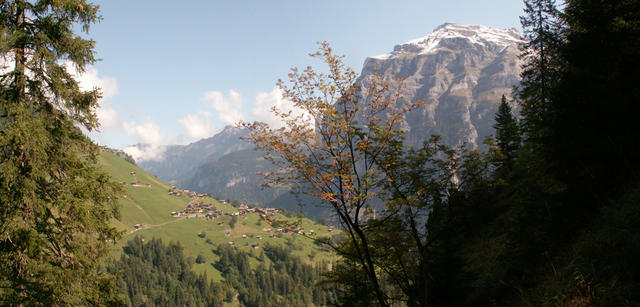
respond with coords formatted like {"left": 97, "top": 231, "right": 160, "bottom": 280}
{"left": 547, "top": 0, "right": 640, "bottom": 192}
{"left": 517, "top": 0, "right": 564, "bottom": 141}
{"left": 0, "top": 1, "right": 123, "bottom": 305}
{"left": 493, "top": 95, "right": 521, "bottom": 174}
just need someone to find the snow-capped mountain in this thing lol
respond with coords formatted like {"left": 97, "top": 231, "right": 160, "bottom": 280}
{"left": 372, "top": 23, "right": 522, "bottom": 60}
{"left": 135, "top": 23, "right": 524, "bottom": 219}
{"left": 361, "top": 23, "right": 523, "bottom": 148}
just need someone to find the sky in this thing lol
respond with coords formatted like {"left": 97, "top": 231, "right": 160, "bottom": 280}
{"left": 81, "top": 0, "right": 525, "bottom": 161}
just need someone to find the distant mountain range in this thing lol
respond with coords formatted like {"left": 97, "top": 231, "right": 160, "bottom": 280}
{"left": 137, "top": 126, "right": 251, "bottom": 185}
{"left": 133, "top": 23, "right": 523, "bottom": 219}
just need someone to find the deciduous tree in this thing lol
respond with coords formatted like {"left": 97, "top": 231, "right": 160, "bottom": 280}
{"left": 241, "top": 41, "right": 423, "bottom": 306}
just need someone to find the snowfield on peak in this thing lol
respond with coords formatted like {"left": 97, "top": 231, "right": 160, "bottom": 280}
{"left": 371, "top": 23, "right": 523, "bottom": 60}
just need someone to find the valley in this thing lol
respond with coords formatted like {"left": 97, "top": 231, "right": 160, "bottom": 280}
{"left": 100, "top": 151, "right": 337, "bottom": 283}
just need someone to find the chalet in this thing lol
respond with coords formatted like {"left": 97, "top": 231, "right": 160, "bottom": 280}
{"left": 130, "top": 171, "right": 136, "bottom": 175}
{"left": 228, "top": 241, "right": 235, "bottom": 246}
{"left": 251, "top": 243, "right": 259, "bottom": 249}
{"left": 170, "top": 211, "right": 179, "bottom": 217}
{"left": 217, "top": 221, "right": 224, "bottom": 226}
{"left": 130, "top": 181, "right": 139, "bottom": 186}
{"left": 242, "top": 234, "right": 248, "bottom": 239}
{"left": 256, "top": 235, "right": 262, "bottom": 240}
{"left": 134, "top": 224, "right": 142, "bottom": 230}
{"left": 239, "top": 204, "right": 248, "bottom": 210}
{"left": 328, "top": 226, "right": 334, "bottom": 232}
{"left": 262, "top": 228, "right": 272, "bottom": 232}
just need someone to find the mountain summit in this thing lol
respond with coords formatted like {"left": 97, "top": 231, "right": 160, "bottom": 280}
{"left": 372, "top": 23, "right": 524, "bottom": 60}
{"left": 136, "top": 24, "right": 524, "bottom": 215}
{"left": 372, "top": 23, "right": 522, "bottom": 60}
{"left": 362, "top": 23, "right": 523, "bottom": 148}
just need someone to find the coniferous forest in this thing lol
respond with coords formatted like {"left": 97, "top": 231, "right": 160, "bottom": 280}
{"left": 107, "top": 237, "right": 335, "bottom": 306}
{"left": 1, "top": 0, "right": 640, "bottom": 306}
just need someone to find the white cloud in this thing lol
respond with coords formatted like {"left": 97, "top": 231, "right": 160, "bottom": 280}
{"left": 122, "top": 144, "right": 166, "bottom": 163}
{"left": 123, "top": 119, "right": 163, "bottom": 146}
{"left": 203, "top": 89, "right": 245, "bottom": 126}
{"left": 122, "top": 119, "right": 166, "bottom": 162}
{"left": 178, "top": 112, "right": 219, "bottom": 141}
{"left": 252, "top": 87, "right": 313, "bottom": 129}
{"left": 65, "top": 62, "right": 121, "bottom": 132}
{"left": 173, "top": 87, "right": 311, "bottom": 145}
{"left": 71, "top": 64, "right": 119, "bottom": 99}
{"left": 96, "top": 102, "right": 120, "bottom": 130}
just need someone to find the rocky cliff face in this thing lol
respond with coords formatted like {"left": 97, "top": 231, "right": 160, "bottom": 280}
{"left": 360, "top": 23, "right": 523, "bottom": 148}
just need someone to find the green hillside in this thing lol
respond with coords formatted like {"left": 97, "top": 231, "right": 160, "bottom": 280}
{"left": 99, "top": 151, "right": 337, "bottom": 282}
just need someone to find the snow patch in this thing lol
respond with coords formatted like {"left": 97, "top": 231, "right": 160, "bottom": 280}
{"left": 377, "top": 23, "right": 523, "bottom": 59}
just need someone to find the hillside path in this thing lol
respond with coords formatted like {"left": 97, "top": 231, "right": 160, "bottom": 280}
{"left": 128, "top": 217, "right": 185, "bottom": 235}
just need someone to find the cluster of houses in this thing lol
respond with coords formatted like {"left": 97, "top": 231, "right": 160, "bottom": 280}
{"left": 167, "top": 187, "right": 208, "bottom": 199}
{"left": 169, "top": 200, "right": 284, "bottom": 221}
{"left": 237, "top": 203, "right": 279, "bottom": 218}
{"left": 170, "top": 200, "right": 221, "bottom": 218}
{"left": 275, "top": 226, "right": 313, "bottom": 235}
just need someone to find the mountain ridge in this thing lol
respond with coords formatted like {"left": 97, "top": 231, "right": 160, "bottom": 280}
{"left": 133, "top": 23, "right": 523, "bottom": 217}
{"left": 371, "top": 22, "right": 522, "bottom": 60}
{"left": 135, "top": 125, "right": 250, "bottom": 185}
{"left": 361, "top": 22, "right": 522, "bottom": 148}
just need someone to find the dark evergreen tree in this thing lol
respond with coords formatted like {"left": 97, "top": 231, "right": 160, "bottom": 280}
{"left": 493, "top": 95, "right": 521, "bottom": 173}
{"left": 0, "top": 1, "right": 122, "bottom": 305}
{"left": 547, "top": 0, "right": 640, "bottom": 193}
{"left": 517, "top": 0, "right": 564, "bottom": 141}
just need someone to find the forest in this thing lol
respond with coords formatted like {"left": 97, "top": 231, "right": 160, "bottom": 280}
{"left": 1, "top": 0, "right": 639, "bottom": 306}
{"left": 107, "top": 237, "right": 335, "bottom": 306}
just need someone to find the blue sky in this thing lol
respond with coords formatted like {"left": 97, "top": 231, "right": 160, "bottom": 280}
{"left": 83, "top": 0, "right": 524, "bottom": 161}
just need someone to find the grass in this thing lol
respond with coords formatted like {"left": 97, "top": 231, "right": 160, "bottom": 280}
{"left": 99, "top": 151, "right": 338, "bottom": 281}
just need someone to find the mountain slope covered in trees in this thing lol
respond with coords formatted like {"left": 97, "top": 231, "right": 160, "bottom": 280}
{"left": 99, "top": 151, "right": 339, "bottom": 305}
